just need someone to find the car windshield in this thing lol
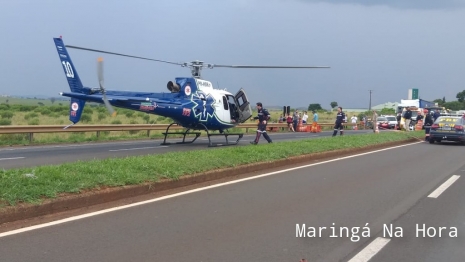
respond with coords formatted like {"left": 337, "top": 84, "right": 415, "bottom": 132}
{"left": 434, "top": 116, "right": 464, "bottom": 126}
{"left": 385, "top": 116, "right": 396, "bottom": 121}
{"left": 377, "top": 117, "right": 387, "bottom": 121}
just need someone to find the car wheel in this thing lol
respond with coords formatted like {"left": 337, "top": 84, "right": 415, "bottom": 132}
{"left": 429, "top": 139, "right": 435, "bottom": 144}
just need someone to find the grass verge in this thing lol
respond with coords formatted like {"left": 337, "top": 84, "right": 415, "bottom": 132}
{"left": 0, "top": 131, "right": 424, "bottom": 206}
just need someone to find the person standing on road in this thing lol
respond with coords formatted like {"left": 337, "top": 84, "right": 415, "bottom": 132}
{"left": 250, "top": 102, "right": 272, "bottom": 144}
{"left": 404, "top": 107, "right": 412, "bottom": 131}
{"left": 433, "top": 109, "right": 440, "bottom": 122}
{"left": 293, "top": 110, "right": 299, "bottom": 131}
{"left": 302, "top": 111, "right": 309, "bottom": 124}
{"left": 332, "top": 106, "right": 345, "bottom": 136}
{"left": 372, "top": 110, "right": 378, "bottom": 133}
{"left": 351, "top": 115, "right": 357, "bottom": 129}
{"left": 423, "top": 109, "right": 433, "bottom": 141}
{"left": 396, "top": 112, "right": 401, "bottom": 130}
{"left": 312, "top": 110, "right": 319, "bottom": 131}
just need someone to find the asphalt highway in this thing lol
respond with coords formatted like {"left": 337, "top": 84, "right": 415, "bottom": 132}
{"left": 0, "top": 130, "right": 372, "bottom": 169}
{"left": 1, "top": 141, "right": 464, "bottom": 261}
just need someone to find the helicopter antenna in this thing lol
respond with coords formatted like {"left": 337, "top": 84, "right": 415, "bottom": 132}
{"left": 65, "top": 45, "right": 330, "bottom": 79}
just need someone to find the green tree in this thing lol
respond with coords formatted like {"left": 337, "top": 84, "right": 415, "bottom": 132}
{"left": 330, "top": 101, "right": 338, "bottom": 109}
{"left": 380, "top": 108, "right": 395, "bottom": 115}
{"left": 433, "top": 99, "right": 444, "bottom": 106}
{"left": 1, "top": 111, "right": 14, "bottom": 119}
{"left": 308, "top": 103, "right": 322, "bottom": 111}
{"left": 456, "top": 90, "right": 465, "bottom": 103}
{"left": 443, "top": 101, "right": 464, "bottom": 111}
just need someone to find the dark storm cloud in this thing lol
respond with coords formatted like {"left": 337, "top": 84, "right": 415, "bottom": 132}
{"left": 299, "top": 0, "right": 465, "bottom": 9}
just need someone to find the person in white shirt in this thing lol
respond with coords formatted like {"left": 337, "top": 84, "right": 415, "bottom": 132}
{"left": 302, "top": 111, "right": 309, "bottom": 124}
{"left": 351, "top": 115, "right": 357, "bottom": 129}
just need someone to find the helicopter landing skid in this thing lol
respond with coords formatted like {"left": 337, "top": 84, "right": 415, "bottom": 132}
{"left": 205, "top": 132, "right": 244, "bottom": 147}
{"left": 161, "top": 123, "right": 201, "bottom": 145}
{"left": 200, "top": 124, "right": 244, "bottom": 147}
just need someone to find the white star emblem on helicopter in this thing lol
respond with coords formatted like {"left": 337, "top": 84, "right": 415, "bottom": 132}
{"left": 191, "top": 91, "right": 216, "bottom": 122}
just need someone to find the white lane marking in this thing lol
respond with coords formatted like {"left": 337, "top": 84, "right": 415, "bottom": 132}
{"left": 0, "top": 141, "right": 422, "bottom": 238}
{"left": 0, "top": 131, "right": 333, "bottom": 152}
{"left": 348, "top": 237, "right": 391, "bottom": 262}
{"left": 427, "top": 175, "right": 460, "bottom": 198}
{"left": 0, "top": 141, "right": 156, "bottom": 152}
{"left": 0, "top": 157, "right": 25, "bottom": 161}
{"left": 109, "top": 146, "right": 168, "bottom": 152}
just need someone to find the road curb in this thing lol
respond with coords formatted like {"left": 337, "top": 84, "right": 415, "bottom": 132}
{"left": 0, "top": 138, "right": 419, "bottom": 225}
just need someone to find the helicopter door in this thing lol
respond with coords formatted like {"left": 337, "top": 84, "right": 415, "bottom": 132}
{"left": 234, "top": 88, "right": 252, "bottom": 123}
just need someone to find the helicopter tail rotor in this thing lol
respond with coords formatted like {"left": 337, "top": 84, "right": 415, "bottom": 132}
{"left": 97, "top": 57, "right": 117, "bottom": 117}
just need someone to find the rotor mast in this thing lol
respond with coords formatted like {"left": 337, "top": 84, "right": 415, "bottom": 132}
{"left": 183, "top": 60, "right": 207, "bottom": 79}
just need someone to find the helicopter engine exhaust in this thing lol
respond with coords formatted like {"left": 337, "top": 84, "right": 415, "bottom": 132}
{"left": 167, "top": 81, "right": 180, "bottom": 93}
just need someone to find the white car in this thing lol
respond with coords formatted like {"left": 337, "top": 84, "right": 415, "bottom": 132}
{"left": 382, "top": 115, "right": 398, "bottom": 129}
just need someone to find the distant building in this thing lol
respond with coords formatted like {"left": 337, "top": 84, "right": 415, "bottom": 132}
{"left": 372, "top": 102, "right": 399, "bottom": 110}
{"left": 342, "top": 108, "right": 370, "bottom": 112}
{"left": 342, "top": 102, "right": 399, "bottom": 112}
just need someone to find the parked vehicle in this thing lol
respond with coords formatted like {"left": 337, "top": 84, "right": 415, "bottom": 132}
{"left": 382, "top": 115, "right": 397, "bottom": 129}
{"left": 429, "top": 116, "right": 465, "bottom": 144}
{"left": 377, "top": 117, "right": 389, "bottom": 129}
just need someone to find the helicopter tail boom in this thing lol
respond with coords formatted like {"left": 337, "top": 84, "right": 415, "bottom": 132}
{"left": 54, "top": 37, "right": 89, "bottom": 124}
{"left": 54, "top": 37, "right": 85, "bottom": 93}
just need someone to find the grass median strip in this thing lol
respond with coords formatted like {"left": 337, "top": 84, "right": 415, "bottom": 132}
{"left": 0, "top": 131, "right": 424, "bottom": 206}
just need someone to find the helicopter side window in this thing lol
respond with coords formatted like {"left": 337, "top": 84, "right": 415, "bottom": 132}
{"left": 222, "top": 96, "right": 229, "bottom": 110}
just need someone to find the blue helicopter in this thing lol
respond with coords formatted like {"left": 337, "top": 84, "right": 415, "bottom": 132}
{"left": 54, "top": 37, "right": 329, "bottom": 146}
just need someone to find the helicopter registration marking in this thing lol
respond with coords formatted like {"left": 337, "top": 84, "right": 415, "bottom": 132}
{"left": 182, "top": 108, "right": 191, "bottom": 117}
{"left": 62, "top": 61, "right": 74, "bottom": 78}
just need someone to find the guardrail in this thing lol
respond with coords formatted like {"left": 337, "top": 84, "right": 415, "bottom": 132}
{"left": 0, "top": 122, "right": 361, "bottom": 142}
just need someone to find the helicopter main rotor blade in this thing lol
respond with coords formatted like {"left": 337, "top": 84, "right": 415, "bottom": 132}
{"left": 97, "top": 57, "right": 117, "bottom": 117}
{"left": 67, "top": 45, "right": 184, "bottom": 66}
{"left": 210, "top": 65, "right": 330, "bottom": 68}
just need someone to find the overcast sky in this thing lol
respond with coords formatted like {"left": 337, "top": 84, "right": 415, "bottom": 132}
{"left": 1, "top": 0, "right": 464, "bottom": 109}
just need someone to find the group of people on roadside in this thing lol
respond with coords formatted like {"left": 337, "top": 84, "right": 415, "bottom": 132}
{"left": 401, "top": 107, "right": 440, "bottom": 132}
{"left": 278, "top": 110, "right": 319, "bottom": 132}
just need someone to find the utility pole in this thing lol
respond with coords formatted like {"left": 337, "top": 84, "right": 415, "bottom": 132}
{"left": 369, "top": 90, "right": 373, "bottom": 111}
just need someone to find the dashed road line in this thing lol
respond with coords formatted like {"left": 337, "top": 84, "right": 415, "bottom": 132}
{"left": 348, "top": 237, "right": 391, "bottom": 262}
{"left": 427, "top": 175, "right": 460, "bottom": 198}
{"left": 0, "top": 157, "right": 25, "bottom": 161}
{"left": 109, "top": 146, "right": 168, "bottom": 152}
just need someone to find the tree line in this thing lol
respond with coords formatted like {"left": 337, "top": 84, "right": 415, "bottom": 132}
{"left": 433, "top": 90, "right": 465, "bottom": 110}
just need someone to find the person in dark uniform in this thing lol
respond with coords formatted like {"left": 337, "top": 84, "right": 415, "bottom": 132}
{"left": 250, "top": 102, "right": 272, "bottom": 144}
{"left": 423, "top": 109, "right": 433, "bottom": 141}
{"left": 396, "top": 113, "right": 401, "bottom": 130}
{"left": 332, "top": 106, "right": 346, "bottom": 136}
